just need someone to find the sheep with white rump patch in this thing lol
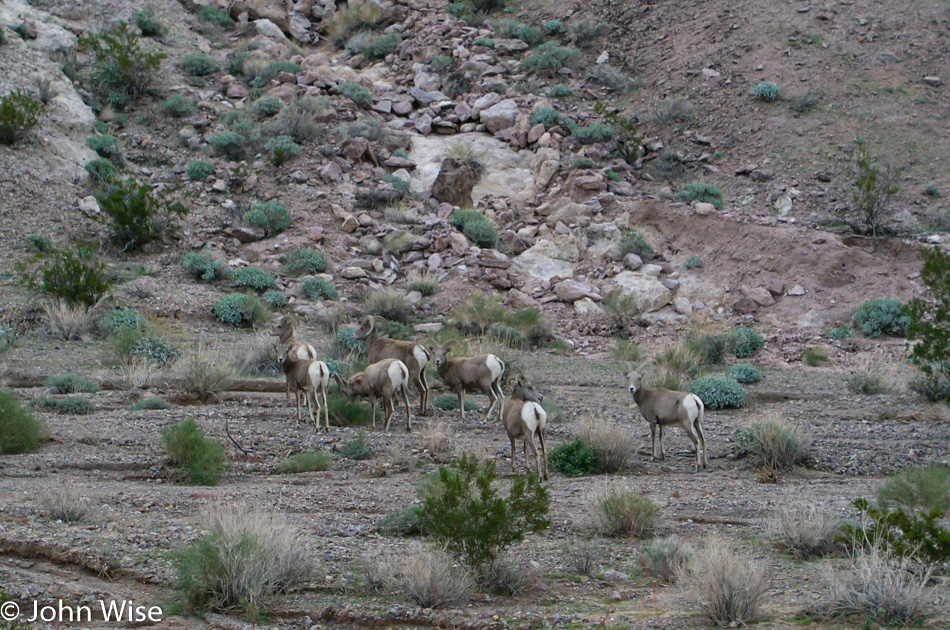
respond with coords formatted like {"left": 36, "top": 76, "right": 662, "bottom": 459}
{"left": 355, "top": 316, "right": 431, "bottom": 416}
{"left": 432, "top": 340, "right": 505, "bottom": 422}
{"left": 501, "top": 374, "right": 548, "bottom": 480}
{"left": 333, "top": 358, "right": 413, "bottom": 432}
{"left": 276, "top": 344, "right": 330, "bottom": 432}
{"left": 271, "top": 316, "right": 317, "bottom": 402}
{"left": 626, "top": 371, "right": 708, "bottom": 470}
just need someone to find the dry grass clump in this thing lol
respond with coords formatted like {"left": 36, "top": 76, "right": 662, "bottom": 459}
{"left": 362, "top": 289, "right": 413, "bottom": 323}
{"left": 591, "top": 484, "right": 658, "bottom": 538}
{"left": 562, "top": 538, "right": 602, "bottom": 576}
{"left": 478, "top": 559, "right": 531, "bottom": 596}
{"left": 359, "top": 545, "right": 474, "bottom": 608}
{"left": 646, "top": 341, "right": 703, "bottom": 390}
{"left": 237, "top": 331, "right": 281, "bottom": 377}
{"left": 771, "top": 503, "right": 842, "bottom": 560}
{"left": 578, "top": 415, "right": 635, "bottom": 473}
{"left": 43, "top": 299, "right": 97, "bottom": 341}
{"left": 638, "top": 535, "right": 692, "bottom": 584}
{"left": 406, "top": 268, "right": 440, "bottom": 297}
{"left": 419, "top": 421, "right": 456, "bottom": 461}
{"left": 734, "top": 410, "right": 806, "bottom": 473}
{"left": 175, "top": 346, "right": 235, "bottom": 401}
{"left": 679, "top": 535, "right": 770, "bottom": 628}
{"left": 44, "top": 486, "right": 92, "bottom": 523}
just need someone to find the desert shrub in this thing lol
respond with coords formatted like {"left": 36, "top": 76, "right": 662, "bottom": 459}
{"left": 609, "top": 338, "right": 642, "bottom": 362}
{"left": 376, "top": 507, "right": 423, "bottom": 537}
{"left": 85, "top": 157, "right": 117, "bottom": 181}
{"left": 733, "top": 419, "right": 804, "bottom": 471}
{"left": 543, "top": 20, "right": 565, "bottom": 35}
{"left": 182, "top": 251, "right": 223, "bottom": 282}
{"left": 243, "top": 200, "right": 291, "bottom": 235}
{"left": 40, "top": 246, "right": 113, "bottom": 308}
{"left": 522, "top": 41, "right": 579, "bottom": 74}
{"left": 690, "top": 376, "right": 745, "bottom": 410}
{"left": 683, "top": 255, "right": 703, "bottom": 269}
{"left": 479, "top": 559, "right": 531, "bottom": 596}
{"left": 262, "top": 290, "right": 287, "bottom": 309}
{"left": 603, "top": 288, "right": 639, "bottom": 334}
{"left": 251, "top": 97, "right": 282, "bottom": 119}
{"left": 0, "top": 327, "right": 16, "bottom": 353}
{"left": 362, "top": 290, "right": 412, "bottom": 323}
{"left": 470, "top": 0, "right": 506, "bottom": 12}
{"left": 185, "top": 159, "right": 215, "bottom": 181}
{"left": 44, "top": 487, "right": 92, "bottom": 523}
{"left": 338, "top": 82, "right": 373, "bottom": 107}
{"left": 208, "top": 131, "right": 245, "bottom": 159}
{"left": 212, "top": 294, "right": 270, "bottom": 328}
{"left": 853, "top": 298, "right": 908, "bottom": 337}
{"left": 174, "top": 505, "right": 312, "bottom": 615}
{"left": 826, "top": 325, "right": 854, "bottom": 340}
{"left": 181, "top": 53, "right": 219, "bottom": 77}
{"left": 331, "top": 327, "right": 366, "bottom": 358}
{"left": 429, "top": 55, "right": 451, "bottom": 74}
{"left": 681, "top": 535, "right": 770, "bottom": 627}
{"left": 639, "top": 536, "right": 692, "bottom": 584}
{"left": 572, "top": 158, "right": 594, "bottom": 169}
{"left": 493, "top": 20, "right": 542, "bottom": 46}
{"left": 259, "top": 61, "right": 301, "bottom": 81}
{"left": 618, "top": 230, "right": 653, "bottom": 258}
{"left": 549, "top": 438, "right": 598, "bottom": 476}
{"left": 101, "top": 308, "right": 146, "bottom": 333}
{"left": 474, "top": 37, "right": 495, "bottom": 48}
{"left": 416, "top": 454, "right": 550, "bottom": 570}
{"left": 265, "top": 95, "right": 329, "bottom": 143}
{"left": 849, "top": 142, "right": 899, "bottom": 240}
{"left": 548, "top": 84, "right": 572, "bottom": 97}
{"left": 86, "top": 134, "right": 121, "bottom": 160}
{"left": 162, "top": 417, "right": 225, "bottom": 485}
{"left": 301, "top": 277, "right": 338, "bottom": 301}
{"left": 675, "top": 182, "right": 724, "bottom": 209}
{"left": 592, "top": 485, "right": 658, "bottom": 538}
{"left": 265, "top": 135, "right": 301, "bottom": 166}
{"left": 845, "top": 368, "right": 888, "bottom": 395}
{"left": 79, "top": 23, "right": 165, "bottom": 108}
{"left": 530, "top": 105, "right": 570, "bottom": 129}
{"left": 42, "top": 299, "right": 97, "bottom": 341}
{"left": 450, "top": 209, "right": 497, "bottom": 248}
{"left": 803, "top": 346, "right": 829, "bottom": 367}
{"left": 568, "top": 19, "right": 610, "bottom": 47}
{"left": 728, "top": 364, "right": 761, "bottom": 384}
{"left": 95, "top": 177, "right": 188, "bottom": 250}
{"left": 229, "top": 267, "right": 277, "bottom": 292}
{"left": 0, "top": 391, "right": 43, "bottom": 454}
{"left": 432, "top": 394, "right": 479, "bottom": 411}
{"left": 0, "top": 89, "right": 45, "bottom": 145}
{"left": 357, "top": 33, "right": 401, "bottom": 60}
{"left": 451, "top": 292, "right": 506, "bottom": 335}
{"left": 109, "top": 321, "right": 180, "bottom": 366}
{"left": 445, "top": 3, "right": 468, "bottom": 17}
{"left": 772, "top": 504, "right": 841, "bottom": 560}
{"left": 789, "top": 90, "right": 819, "bottom": 113}
{"left": 129, "top": 397, "right": 172, "bottom": 411}
{"left": 33, "top": 396, "right": 95, "bottom": 415}
{"left": 686, "top": 331, "right": 731, "bottom": 364}
{"left": 275, "top": 450, "right": 332, "bottom": 474}
{"left": 45, "top": 374, "right": 99, "bottom": 394}
{"left": 327, "top": 1, "right": 384, "bottom": 48}
{"left": 134, "top": 10, "right": 165, "bottom": 37}
{"left": 844, "top": 498, "right": 950, "bottom": 564}
{"left": 281, "top": 249, "right": 326, "bottom": 276}
{"left": 589, "top": 65, "right": 636, "bottom": 93}
{"left": 327, "top": 395, "right": 376, "bottom": 427}
{"left": 198, "top": 5, "right": 234, "bottom": 28}
{"left": 907, "top": 247, "right": 950, "bottom": 400}
{"left": 390, "top": 545, "right": 475, "bottom": 607}
{"left": 562, "top": 539, "right": 601, "bottom": 576}
{"left": 606, "top": 171, "right": 622, "bottom": 182}
{"left": 572, "top": 124, "right": 614, "bottom": 145}
{"left": 339, "top": 431, "right": 374, "bottom": 460}
{"left": 406, "top": 269, "right": 439, "bottom": 296}
{"left": 580, "top": 417, "right": 635, "bottom": 473}
{"left": 751, "top": 81, "right": 781, "bottom": 101}
{"left": 731, "top": 327, "right": 764, "bottom": 358}
{"left": 877, "top": 465, "right": 950, "bottom": 514}
{"left": 650, "top": 342, "right": 703, "bottom": 388}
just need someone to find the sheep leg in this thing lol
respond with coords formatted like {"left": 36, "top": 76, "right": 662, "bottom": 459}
{"left": 383, "top": 394, "right": 395, "bottom": 432}
{"left": 458, "top": 390, "right": 466, "bottom": 422}
{"left": 420, "top": 368, "right": 429, "bottom": 416}
{"left": 485, "top": 387, "right": 498, "bottom": 422}
{"left": 370, "top": 394, "right": 377, "bottom": 430}
{"left": 657, "top": 424, "right": 666, "bottom": 460}
{"left": 682, "top": 422, "right": 701, "bottom": 471}
{"left": 509, "top": 434, "right": 518, "bottom": 474}
{"left": 695, "top": 417, "right": 708, "bottom": 469}
{"left": 320, "top": 387, "right": 330, "bottom": 433}
{"left": 306, "top": 387, "right": 317, "bottom": 431}
{"left": 537, "top": 428, "right": 548, "bottom": 481}
{"left": 294, "top": 387, "right": 303, "bottom": 429}
{"left": 649, "top": 422, "right": 659, "bottom": 460}
{"left": 401, "top": 384, "right": 413, "bottom": 432}
{"left": 526, "top": 435, "right": 541, "bottom": 478}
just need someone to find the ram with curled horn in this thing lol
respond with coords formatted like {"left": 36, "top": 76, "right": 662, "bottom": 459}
{"left": 431, "top": 338, "right": 505, "bottom": 422}
{"left": 354, "top": 315, "right": 432, "bottom": 416}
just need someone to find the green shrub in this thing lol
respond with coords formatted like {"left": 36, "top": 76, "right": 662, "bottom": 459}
{"left": 843, "top": 498, "right": 950, "bottom": 564}
{"left": 79, "top": 23, "right": 166, "bottom": 109}
{"left": 301, "top": 277, "right": 338, "bottom": 301}
{"left": 95, "top": 176, "right": 188, "bottom": 250}
{"left": 446, "top": 3, "right": 468, "bottom": 17}
{"left": 134, "top": 10, "right": 165, "bottom": 37}
{"left": 162, "top": 417, "right": 225, "bottom": 485}
{"left": 358, "top": 33, "right": 401, "bottom": 59}
{"left": 45, "top": 374, "right": 99, "bottom": 394}
{"left": 430, "top": 55, "right": 452, "bottom": 73}
{"left": 376, "top": 506, "right": 423, "bottom": 536}
{"left": 568, "top": 19, "right": 610, "bottom": 48}
{"left": 606, "top": 170, "right": 622, "bottom": 182}
{"left": 845, "top": 369, "right": 888, "bottom": 395}
{"left": 530, "top": 106, "right": 570, "bottom": 129}
{"left": 208, "top": 131, "right": 245, "bottom": 159}
{"left": 416, "top": 454, "right": 550, "bottom": 569}
{"left": 186, "top": 159, "right": 215, "bottom": 181}
{"left": 474, "top": 37, "right": 495, "bottom": 48}
{"left": 229, "top": 267, "right": 277, "bottom": 292}
{"left": 685, "top": 331, "right": 731, "bottom": 364}
{"left": 265, "top": 135, "right": 301, "bottom": 166}
{"left": 689, "top": 376, "right": 746, "bottom": 410}
{"left": 383, "top": 174, "right": 410, "bottom": 192}
{"left": 275, "top": 450, "right": 332, "bottom": 474}
{"left": 129, "top": 397, "right": 172, "bottom": 411}
{"left": 733, "top": 420, "right": 803, "bottom": 471}
{"left": 803, "top": 346, "right": 828, "bottom": 367}
{"left": 752, "top": 81, "right": 781, "bottom": 101}
{"left": 684, "top": 255, "right": 703, "bottom": 269}
{"left": 262, "top": 290, "right": 288, "bottom": 308}
{"left": 109, "top": 322, "right": 181, "bottom": 366}
{"left": 728, "top": 364, "right": 761, "bottom": 384}
{"left": 675, "top": 182, "right": 724, "bottom": 209}
{"left": 181, "top": 53, "right": 220, "bottom": 77}
{"left": 825, "top": 325, "right": 854, "bottom": 340}
{"left": 283, "top": 249, "right": 326, "bottom": 275}
{"left": 548, "top": 84, "right": 572, "bottom": 97}
{"left": 251, "top": 97, "right": 283, "bottom": 118}
{"left": 33, "top": 396, "right": 95, "bottom": 415}
{"left": 84, "top": 158, "right": 117, "bottom": 181}
{"left": 101, "top": 308, "right": 146, "bottom": 333}
{"left": 619, "top": 230, "right": 653, "bottom": 258}
{"left": 593, "top": 486, "right": 658, "bottom": 538}
{"left": 0, "top": 89, "right": 45, "bottom": 145}
{"left": 877, "top": 465, "right": 950, "bottom": 514}
{"left": 86, "top": 134, "right": 120, "bottom": 160}
{"left": 327, "top": 394, "right": 376, "bottom": 426}
{"left": 853, "top": 298, "right": 909, "bottom": 337}
{"left": 432, "top": 394, "right": 479, "bottom": 411}
{"left": 494, "top": 20, "right": 542, "bottom": 46}
{"left": 731, "top": 327, "right": 764, "bottom": 359}
{"left": 0, "top": 391, "right": 43, "bottom": 454}
{"left": 910, "top": 373, "right": 950, "bottom": 402}
{"left": 640, "top": 536, "right": 693, "bottom": 584}
{"left": 450, "top": 209, "right": 497, "bottom": 248}
{"left": 331, "top": 327, "right": 366, "bottom": 359}
{"left": 522, "top": 41, "right": 578, "bottom": 74}
{"left": 40, "top": 246, "right": 113, "bottom": 308}
{"left": 543, "top": 20, "right": 565, "bottom": 35}
{"left": 212, "top": 294, "right": 270, "bottom": 328}
{"left": 27, "top": 234, "right": 52, "bottom": 252}
{"left": 182, "top": 251, "right": 223, "bottom": 282}
{"left": 339, "top": 82, "right": 373, "bottom": 107}
{"left": 572, "top": 123, "right": 614, "bottom": 144}
{"left": 198, "top": 5, "right": 234, "bottom": 28}
{"left": 339, "top": 431, "right": 374, "bottom": 459}
{"left": 243, "top": 200, "right": 291, "bottom": 235}
{"left": 549, "top": 438, "right": 599, "bottom": 476}
{"left": 849, "top": 141, "right": 899, "bottom": 241}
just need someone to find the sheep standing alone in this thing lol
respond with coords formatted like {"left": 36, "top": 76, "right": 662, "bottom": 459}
{"left": 626, "top": 371, "right": 708, "bottom": 470}
{"left": 432, "top": 341, "right": 505, "bottom": 422}
{"left": 501, "top": 375, "right": 548, "bottom": 480}
{"left": 333, "top": 358, "right": 413, "bottom": 432}
{"left": 277, "top": 345, "right": 330, "bottom": 432}
{"left": 355, "top": 316, "right": 431, "bottom": 416}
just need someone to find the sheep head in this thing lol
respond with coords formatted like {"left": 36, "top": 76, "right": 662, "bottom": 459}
{"left": 333, "top": 372, "right": 363, "bottom": 403}
{"left": 433, "top": 339, "right": 460, "bottom": 368}
{"left": 626, "top": 372, "right": 643, "bottom": 397}
{"left": 270, "top": 315, "right": 297, "bottom": 338}
{"left": 507, "top": 374, "right": 543, "bottom": 403}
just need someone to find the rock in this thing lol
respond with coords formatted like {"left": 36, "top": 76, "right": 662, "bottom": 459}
{"left": 694, "top": 201, "right": 717, "bottom": 215}
{"left": 339, "top": 267, "right": 368, "bottom": 280}
{"left": 554, "top": 279, "right": 601, "bottom": 303}
{"left": 514, "top": 236, "right": 581, "bottom": 282}
{"left": 341, "top": 136, "right": 370, "bottom": 162}
{"left": 744, "top": 286, "right": 775, "bottom": 307}
{"left": 479, "top": 100, "right": 519, "bottom": 134}
{"left": 613, "top": 272, "right": 671, "bottom": 312}
{"left": 733, "top": 297, "right": 759, "bottom": 314}
{"left": 409, "top": 86, "right": 448, "bottom": 105}
{"left": 574, "top": 297, "right": 604, "bottom": 315}
{"left": 212, "top": 179, "right": 228, "bottom": 192}
{"left": 595, "top": 51, "right": 609, "bottom": 65}
{"left": 640, "top": 264, "right": 663, "bottom": 277}
{"left": 253, "top": 18, "right": 287, "bottom": 40}
{"left": 228, "top": 226, "right": 266, "bottom": 243}
{"left": 427, "top": 253, "right": 443, "bottom": 270}
{"left": 472, "top": 93, "right": 501, "bottom": 116}
{"left": 414, "top": 113, "right": 433, "bottom": 135}
{"left": 702, "top": 67, "right": 721, "bottom": 78}
{"left": 234, "top": 0, "right": 290, "bottom": 29}
{"left": 923, "top": 76, "right": 942, "bottom": 87}
{"left": 603, "top": 569, "right": 630, "bottom": 582}
{"left": 774, "top": 194, "right": 793, "bottom": 216}
{"left": 788, "top": 284, "right": 806, "bottom": 296}
{"left": 767, "top": 280, "right": 786, "bottom": 296}
{"left": 341, "top": 215, "right": 359, "bottom": 233}
{"left": 545, "top": 198, "right": 591, "bottom": 227}
{"left": 320, "top": 161, "right": 343, "bottom": 182}
{"left": 623, "top": 253, "right": 643, "bottom": 270}
{"left": 505, "top": 289, "right": 541, "bottom": 310}
{"left": 527, "top": 123, "right": 545, "bottom": 144}
{"left": 673, "top": 297, "right": 693, "bottom": 316}
{"left": 414, "top": 322, "right": 444, "bottom": 334}
{"left": 78, "top": 196, "right": 100, "bottom": 215}
{"left": 226, "top": 83, "right": 248, "bottom": 99}
{"left": 430, "top": 158, "right": 479, "bottom": 207}
{"left": 392, "top": 99, "right": 413, "bottom": 115}
{"left": 926, "top": 234, "right": 944, "bottom": 244}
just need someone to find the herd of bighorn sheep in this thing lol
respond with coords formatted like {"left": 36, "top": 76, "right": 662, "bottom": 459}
{"left": 271, "top": 316, "right": 710, "bottom": 477}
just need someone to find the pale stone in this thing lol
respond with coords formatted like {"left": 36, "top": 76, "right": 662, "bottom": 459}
{"left": 788, "top": 284, "right": 806, "bottom": 296}
{"left": 673, "top": 297, "right": 693, "bottom": 316}
{"left": 613, "top": 272, "right": 671, "bottom": 312}
{"left": 339, "top": 266, "right": 368, "bottom": 279}
{"left": 479, "top": 100, "right": 519, "bottom": 133}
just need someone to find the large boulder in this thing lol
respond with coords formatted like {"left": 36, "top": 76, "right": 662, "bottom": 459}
{"left": 514, "top": 236, "right": 580, "bottom": 282}
{"left": 233, "top": 0, "right": 290, "bottom": 30}
{"left": 430, "top": 157, "right": 480, "bottom": 207}
{"left": 612, "top": 272, "right": 672, "bottom": 313}
{"left": 479, "top": 99, "right": 519, "bottom": 134}
{"left": 555, "top": 279, "right": 602, "bottom": 303}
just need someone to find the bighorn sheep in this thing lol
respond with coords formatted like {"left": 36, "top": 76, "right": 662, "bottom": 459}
{"left": 626, "top": 372, "right": 707, "bottom": 470}
{"left": 276, "top": 345, "right": 330, "bottom": 432}
{"left": 271, "top": 316, "right": 317, "bottom": 402}
{"left": 500, "top": 374, "right": 548, "bottom": 480}
{"left": 432, "top": 341, "right": 505, "bottom": 422}
{"left": 354, "top": 316, "right": 431, "bottom": 416}
{"left": 333, "top": 358, "right": 413, "bottom": 432}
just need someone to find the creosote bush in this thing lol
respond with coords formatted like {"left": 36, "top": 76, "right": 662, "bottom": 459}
{"left": 0, "top": 89, "right": 45, "bottom": 145}
{"left": 549, "top": 439, "right": 598, "bottom": 476}
{"left": 675, "top": 182, "right": 724, "bottom": 209}
{"left": 0, "top": 390, "right": 43, "bottom": 454}
{"left": 95, "top": 177, "right": 188, "bottom": 251}
{"left": 40, "top": 246, "right": 113, "bottom": 308}
{"left": 129, "top": 398, "right": 172, "bottom": 411}
{"left": 162, "top": 417, "right": 225, "bottom": 485}
{"left": 208, "top": 131, "right": 245, "bottom": 159}
{"left": 243, "top": 200, "right": 291, "bottom": 235}
{"left": 689, "top": 376, "right": 745, "bottom": 410}
{"left": 680, "top": 535, "right": 770, "bottom": 627}
{"left": 592, "top": 485, "right": 658, "bottom": 538}
{"left": 853, "top": 298, "right": 908, "bottom": 337}
{"left": 212, "top": 294, "right": 270, "bottom": 328}
{"left": 85, "top": 158, "right": 116, "bottom": 181}
{"left": 79, "top": 22, "right": 165, "bottom": 109}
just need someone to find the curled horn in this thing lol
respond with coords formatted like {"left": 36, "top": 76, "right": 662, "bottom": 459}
{"left": 361, "top": 315, "right": 375, "bottom": 329}
{"left": 374, "top": 316, "right": 391, "bottom": 335}
{"left": 442, "top": 338, "right": 461, "bottom": 353}
{"left": 503, "top": 373, "right": 524, "bottom": 390}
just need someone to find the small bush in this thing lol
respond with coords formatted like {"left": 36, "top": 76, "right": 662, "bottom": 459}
{"left": 731, "top": 327, "right": 764, "bottom": 359}
{"left": 772, "top": 504, "right": 841, "bottom": 560}
{"left": 95, "top": 176, "right": 188, "bottom": 250}
{"left": 45, "top": 374, "right": 99, "bottom": 394}
{"left": 208, "top": 131, "right": 245, "bottom": 159}
{"left": 572, "top": 123, "right": 614, "bottom": 145}
{"left": 494, "top": 20, "right": 542, "bottom": 46}
{"left": 282, "top": 249, "right": 326, "bottom": 276}
{"left": 301, "top": 277, "right": 338, "bottom": 301}
{"left": 186, "top": 159, "right": 215, "bottom": 181}
{"left": 845, "top": 368, "right": 888, "bottom": 395}
{"left": 44, "top": 487, "right": 92, "bottom": 523}
{"left": 618, "top": 230, "right": 653, "bottom": 258}
{"left": 331, "top": 327, "right": 367, "bottom": 359}
{"left": 681, "top": 535, "right": 770, "bottom": 627}
{"left": 265, "top": 135, "right": 301, "bottom": 166}
{"left": 549, "top": 439, "right": 598, "bottom": 476}
{"left": 406, "top": 269, "right": 439, "bottom": 296}
{"left": 675, "top": 182, "right": 724, "bottom": 209}
{"left": 639, "top": 536, "right": 692, "bottom": 584}
{"left": 0, "top": 89, "right": 45, "bottom": 145}
{"left": 177, "top": 352, "right": 234, "bottom": 402}
{"left": 212, "top": 294, "right": 270, "bottom": 328}
{"left": 162, "top": 417, "right": 225, "bottom": 485}
{"left": 548, "top": 84, "right": 572, "bottom": 97}
{"left": 686, "top": 331, "right": 731, "bottom": 364}
{"left": 650, "top": 342, "right": 703, "bottom": 388}
{"left": 429, "top": 55, "right": 452, "bottom": 73}
{"left": 262, "top": 290, "right": 288, "bottom": 308}
{"left": 589, "top": 65, "right": 636, "bottom": 93}
{"left": 198, "top": 5, "right": 234, "bottom": 28}
{"left": 568, "top": 19, "right": 610, "bottom": 47}
{"left": 580, "top": 417, "right": 635, "bottom": 473}
{"left": 362, "top": 290, "right": 412, "bottom": 323}
{"left": 572, "top": 159, "right": 595, "bottom": 172}
{"left": 134, "top": 10, "right": 165, "bottom": 37}
{"left": 376, "top": 507, "right": 423, "bottom": 536}
{"left": 229, "top": 267, "right": 277, "bottom": 292}
{"left": 243, "top": 200, "right": 291, "bottom": 235}
{"left": 160, "top": 95, "right": 197, "bottom": 122}
{"left": 101, "top": 308, "right": 145, "bottom": 333}
{"left": 752, "top": 81, "right": 781, "bottom": 102}
{"left": 432, "top": 394, "right": 479, "bottom": 411}
{"left": 563, "top": 539, "right": 601, "bottom": 576}
{"left": 450, "top": 209, "right": 498, "bottom": 248}
{"left": 182, "top": 251, "right": 223, "bottom": 282}
{"left": 358, "top": 32, "right": 401, "bottom": 60}
{"left": 251, "top": 97, "right": 283, "bottom": 119}
{"left": 43, "top": 300, "right": 96, "bottom": 341}
{"left": 338, "top": 82, "right": 373, "bottom": 107}
{"left": 803, "top": 346, "right": 828, "bottom": 367}
{"left": 826, "top": 325, "right": 854, "bottom": 340}
{"left": 609, "top": 338, "right": 642, "bottom": 362}
{"left": 275, "top": 450, "right": 332, "bottom": 474}
{"left": 877, "top": 465, "right": 950, "bottom": 514}
{"left": 530, "top": 106, "right": 569, "bottom": 129}
{"left": 339, "top": 431, "right": 374, "bottom": 460}
{"left": 522, "top": 41, "right": 579, "bottom": 74}
{"left": 33, "top": 396, "right": 95, "bottom": 415}
{"left": 129, "top": 397, "right": 173, "bottom": 411}
{"left": 181, "top": 53, "right": 219, "bottom": 77}
{"left": 683, "top": 255, "right": 703, "bottom": 269}
{"left": 0, "top": 391, "right": 43, "bottom": 454}
{"left": 109, "top": 321, "right": 180, "bottom": 366}
{"left": 479, "top": 559, "right": 530, "bottom": 596}
{"left": 79, "top": 23, "right": 166, "bottom": 109}
{"left": 390, "top": 545, "right": 475, "bottom": 608}
{"left": 593, "top": 485, "right": 658, "bottom": 538}
{"left": 85, "top": 157, "right": 117, "bottom": 182}
{"left": 474, "top": 37, "right": 495, "bottom": 48}
{"left": 40, "top": 246, "right": 113, "bottom": 308}
{"left": 327, "top": 394, "right": 376, "bottom": 426}
{"left": 327, "top": 1, "right": 385, "bottom": 48}
{"left": 728, "top": 364, "right": 761, "bottom": 384}
{"left": 853, "top": 298, "right": 909, "bottom": 337}
{"left": 259, "top": 61, "right": 301, "bottom": 82}
{"left": 733, "top": 419, "right": 804, "bottom": 471}
{"left": 174, "top": 505, "right": 312, "bottom": 615}
{"left": 543, "top": 20, "right": 565, "bottom": 35}
{"left": 266, "top": 95, "right": 328, "bottom": 143}
{"left": 689, "top": 376, "right": 745, "bottom": 410}
{"left": 446, "top": 3, "right": 468, "bottom": 18}
{"left": 87, "top": 134, "right": 121, "bottom": 160}
{"left": 845, "top": 498, "right": 950, "bottom": 565}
